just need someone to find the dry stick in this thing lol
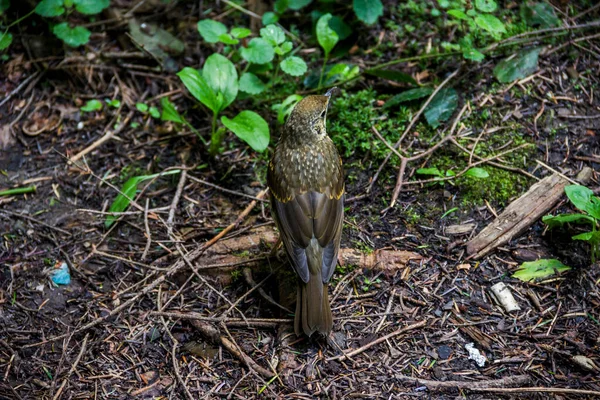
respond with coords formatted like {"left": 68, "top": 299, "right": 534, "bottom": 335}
{"left": 535, "top": 160, "right": 578, "bottom": 184}
{"left": 69, "top": 109, "right": 134, "bottom": 163}
{"left": 168, "top": 169, "right": 188, "bottom": 230}
{"left": 141, "top": 199, "right": 152, "bottom": 261}
{"left": 394, "top": 374, "right": 530, "bottom": 391}
{"left": 476, "top": 387, "right": 600, "bottom": 396}
{"left": 188, "top": 175, "right": 268, "bottom": 202}
{"left": 574, "top": 3, "right": 600, "bottom": 20}
{"left": 368, "top": 69, "right": 460, "bottom": 194}
{"left": 23, "top": 189, "right": 269, "bottom": 348}
{"left": 327, "top": 320, "right": 427, "bottom": 362}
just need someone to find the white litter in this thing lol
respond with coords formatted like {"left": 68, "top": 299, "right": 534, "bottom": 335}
{"left": 465, "top": 343, "right": 486, "bottom": 367}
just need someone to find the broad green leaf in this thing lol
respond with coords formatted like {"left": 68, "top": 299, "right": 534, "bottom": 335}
{"left": 384, "top": 87, "right": 434, "bottom": 108}
{"left": 262, "top": 11, "right": 279, "bottom": 25}
{"left": 240, "top": 37, "right": 274, "bottom": 64}
{"left": 329, "top": 15, "right": 352, "bottom": 40}
{"left": 221, "top": 111, "right": 270, "bottom": 152}
{"left": 177, "top": 67, "right": 219, "bottom": 113}
{"left": 465, "top": 167, "right": 489, "bottom": 178}
{"left": 462, "top": 46, "right": 485, "bottom": 62}
{"left": 447, "top": 9, "right": 470, "bottom": 20}
{"left": 0, "top": 0, "right": 9, "bottom": 13}
{"left": 424, "top": 88, "right": 458, "bottom": 128}
{"left": 512, "top": 259, "right": 570, "bottom": 282}
{"left": 136, "top": 103, "right": 149, "bottom": 112}
{"left": 239, "top": 72, "right": 267, "bottom": 95}
{"left": 53, "top": 23, "right": 91, "bottom": 47}
{"left": 572, "top": 232, "right": 594, "bottom": 241}
{"left": 203, "top": 53, "right": 238, "bottom": 111}
{"left": 81, "top": 99, "right": 103, "bottom": 112}
{"left": 274, "top": 0, "right": 288, "bottom": 14}
{"left": 217, "top": 33, "right": 238, "bottom": 45}
{"left": 35, "top": 0, "right": 65, "bottom": 17}
{"left": 288, "top": 0, "right": 312, "bottom": 10}
{"left": 364, "top": 69, "right": 417, "bottom": 85}
{"left": 565, "top": 184, "right": 593, "bottom": 213}
{"left": 585, "top": 197, "right": 600, "bottom": 220}
{"left": 474, "top": 14, "right": 506, "bottom": 35}
{"left": 160, "top": 97, "right": 184, "bottom": 123}
{"left": 417, "top": 168, "right": 443, "bottom": 177}
{"left": 280, "top": 56, "right": 307, "bottom": 76}
{"left": 73, "top": 0, "right": 110, "bottom": 15}
{"left": 475, "top": 0, "right": 497, "bottom": 13}
{"left": 0, "top": 32, "right": 12, "bottom": 50}
{"left": 260, "top": 24, "right": 285, "bottom": 46}
{"left": 274, "top": 41, "right": 293, "bottom": 55}
{"left": 353, "top": 0, "right": 383, "bottom": 25}
{"left": 231, "top": 27, "right": 251, "bottom": 39}
{"left": 198, "top": 19, "right": 228, "bottom": 43}
{"left": 105, "top": 98, "right": 120, "bottom": 108}
{"left": 521, "top": 2, "right": 560, "bottom": 28}
{"left": 316, "top": 13, "right": 338, "bottom": 57}
{"left": 493, "top": 47, "right": 541, "bottom": 83}
{"left": 105, "top": 170, "right": 181, "bottom": 228}
{"left": 542, "top": 213, "right": 594, "bottom": 228}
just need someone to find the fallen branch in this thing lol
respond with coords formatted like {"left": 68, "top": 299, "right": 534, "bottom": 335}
{"left": 395, "top": 373, "right": 531, "bottom": 391}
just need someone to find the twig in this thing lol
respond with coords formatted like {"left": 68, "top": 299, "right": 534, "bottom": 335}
{"left": 327, "top": 320, "right": 427, "bottom": 362}
{"left": 394, "top": 374, "right": 530, "bottom": 391}
{"left": 0, "top": 71, "right": 42, "bottom": 108}
{"left": 188, "top": 175, "right": 267, "bottom": 202}
{"left": 476, "top": 387, "right": 600, "bottom": 396}
{"left": 141, "top": 199, "right": 152, "bottom": 261}
{"left": 368, "top": 69, "right": 460, "bottom": 194}
{"left": 168, "top": 169, "right": 187, "bottom": 231}
{"left": 0, "top": 210, "right": 72, "bottom": 236}
{"left": 535, "top": 160, "right": 578, "bottom": 184}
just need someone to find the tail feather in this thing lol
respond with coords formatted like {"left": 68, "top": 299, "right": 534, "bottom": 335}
{"left": 294, "top": 274, "right": 332, "bottom": 336}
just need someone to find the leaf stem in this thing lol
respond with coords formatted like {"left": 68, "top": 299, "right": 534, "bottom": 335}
{"left": 318, "top": 54, "right": 328, "bottom": 89}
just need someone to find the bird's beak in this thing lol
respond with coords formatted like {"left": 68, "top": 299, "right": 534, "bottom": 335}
{"left": 324, "top": 87, "right": 338, "bottom": 99}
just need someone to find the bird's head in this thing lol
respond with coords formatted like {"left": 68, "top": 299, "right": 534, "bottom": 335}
{"left": 283, "top": 88, "right": 336, "bottom": 143}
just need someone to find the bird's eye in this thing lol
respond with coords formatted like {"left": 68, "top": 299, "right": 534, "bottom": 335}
{"left": 320, "top": 110, "right": 326, "bottom": 118}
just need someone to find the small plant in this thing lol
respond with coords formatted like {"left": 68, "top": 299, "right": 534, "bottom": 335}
{"left": 1, "top": 0, "right": 110, "bottom": 50}
{"left": 543, "top": 185, "right": 600, "bottom": 263}
{"left": 316, "top": 13, "right": 338, "bottom": 89}
{"left": 416, "top": 166, "right": 489, "bottom": 185}
{"left": 177, "top": 54, "right": 270, "bottom": 155}
{"left": 513, "top": 259, "right": 570, "bottom": 282}
{"left": 198, "top": 22, "right": 307, "bottom": 93}
{"left": 264, "top": 0, "right": 383, "bottom": 26}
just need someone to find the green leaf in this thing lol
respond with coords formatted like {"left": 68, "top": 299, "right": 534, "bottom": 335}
{"left": 424, "top": 88, "right": 458, "bottom": 128}
{"left": 160, "top": 97, "right": 184, "bottom": 123}
{"left": 105, "top": 99, "right": 120, "bottom": 108}
{"left": 493, "top": 47, "right": 541, "bottom": 83}
{"left": 513, "top": 259, "right": 571, "bottom": 282}
{"left": 221, "top": 111, "right": 270, "bottom": 152}
{"left": 136, "top": 103, "right": 149, "bottom": 113}
{"left": 0, "top": 32, "right": 12, "bottom": 50}
{"left": 521, "top": 2, "right": 561, "bottom": 28}
{"left": 280, "top": 56, "right": 307, "bottom": 77}
{"left": 353, "top": 0, "right": 383, "bottom": 25}
{"left": 272, "top": 94, "right": 302, "bottom": 124}
{"left": 149, "top": 106, "right": 160, "bottom": 118}
{"left": 260, "top": 24, "right": 285, "bottom": 46}
{"left": 474, "top": 14, "right": 506, "bottom": 35}
{"left": 177, "top": 67, "right": 219, "bottom": 114}
{"left": 542, "top": 213, "right": 595, "bottom": 228}
{"left": 475, "top": 0, "right": 497, "bottom": 13}
{"left": 81, "top": 99, "right": 103, "bottom": 112}
{"left": 35, "top": 0, "right": 65, "bottom": 17}
{"left": 447, "top": 9, "right": 470, "bottom": 20}
{"left": 198, "top": 19, "right": 228, "bottom": 43}
{"left": 441, "top": 207, "right": 458, "bottom": 219}
{"left": 262, "top": 12, "right": 279, "bottom": 26}
{"left": 239, "top": 73, "right": 267, "bottom": 95}
{"left": 465, "top": 167, "right": 489, "bottom": 178}
{"left": 203, "top": 53, "right": 238, "bottom": 111}
{"left": 288, "top": 0, "right": 312, "bottom": 10}
{"left": 316, "top": 13, "right": 338, "bottom": 57}
{"left": 53, "top": 23, "right": 91, "bottom": 47}
{"left": 0, "top": 0, "right": 9, "bottom": 13}
{"left": 585, "top": 197, "right": 600, "bottom": 220}
{"left": 384, "top": 87, "right": 434, "bottom": 108}
{"left": 417, "top": 167, "right": 443, "bottom": 177}
{"left": 364, "top": 69, "right": 417, "bottom": 85}
{"left": 462, "top": 46, "right": 485, "bottom": 62}
{"left": 217, "top": 33, "right": 239, "bottom": 45}
{"left": 328, "top": 15, "right": 352, "bottom": 40}
{"left": 231, "top": 27, "right": 251, "bottom": 39}
{"left": 274, "top": 0, "right": 288, "bottom": 14}
{"left": 240, "top": 37, "right": 274, "bottom": 64}
{"left": 572, "top": 232, "right": 594, "bottom": 241}
{"left": 73, "top": 0, "right": 109, "bottom": 15}
{"left": 565, "top": 185, "right": 593, "bottom": 213}
{"left": 274, "top": 41, "right": 293, "bottom": 55}
{"left": 105, "top": 170, "right": 181, "bottom": 228}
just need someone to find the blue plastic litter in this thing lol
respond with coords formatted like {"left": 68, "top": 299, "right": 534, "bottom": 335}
{"left": 51, "top": 262, "right": 71, "bottom": 285}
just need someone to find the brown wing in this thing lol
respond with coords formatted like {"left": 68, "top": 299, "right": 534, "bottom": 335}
{"left": 271, "top": 191, "right": 343, "bottom": 283}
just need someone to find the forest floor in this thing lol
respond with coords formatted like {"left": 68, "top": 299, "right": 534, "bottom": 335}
{"left": 1, "top": 1, "right": 600, "bottom": 399}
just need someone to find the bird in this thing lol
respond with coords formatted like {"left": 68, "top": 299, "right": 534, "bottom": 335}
{"left": 267, "top": 89, "right": 344, "bottom": 337}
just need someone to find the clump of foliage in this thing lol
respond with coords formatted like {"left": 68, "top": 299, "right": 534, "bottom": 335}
{"left": 543, "top": 185, "right": 600, "bottom": 263}
{"left": 263, "top": 0, "right": 384, "bottom": 26}
{"left": 0, "top": 0, "right": 110, "bottom": 50}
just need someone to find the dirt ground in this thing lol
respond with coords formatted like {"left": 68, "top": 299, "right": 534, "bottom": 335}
{"left": 1, "top": 1, "right": 600, "bottom": 399}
